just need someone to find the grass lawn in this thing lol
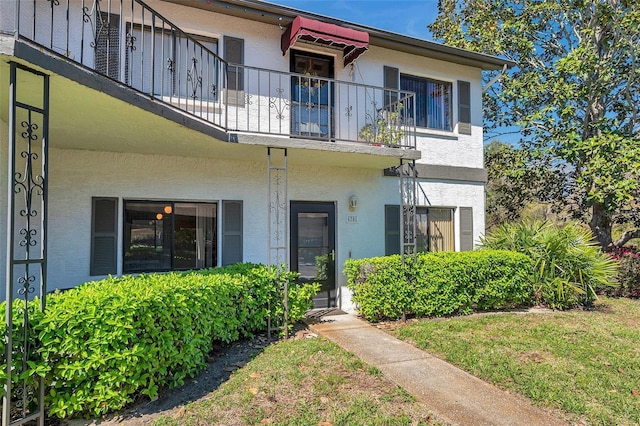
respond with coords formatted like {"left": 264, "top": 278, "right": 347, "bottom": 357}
{"left": 393, "top": 297, "right": 640, "bottom": 426}
{"left": 153, "top": 337, "right": 442, "bottom": 426}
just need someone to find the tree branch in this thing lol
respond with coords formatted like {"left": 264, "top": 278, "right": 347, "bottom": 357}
{"left": 614, "top": 229, "right": 640, "bottom": 247}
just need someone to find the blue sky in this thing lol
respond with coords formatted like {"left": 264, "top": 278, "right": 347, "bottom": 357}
{"left": 272, "top": 0, "right": 440, "bottom": 40}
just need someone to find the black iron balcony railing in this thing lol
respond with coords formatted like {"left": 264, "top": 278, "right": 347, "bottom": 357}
{"left": 3, "top": 0, "right": 417, "bottom": 149}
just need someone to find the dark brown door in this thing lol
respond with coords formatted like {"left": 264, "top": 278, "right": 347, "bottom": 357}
{"left": 290, "top": 201, "right": 336, "bottom": 308}
{"left": 290, "top": 50, "right": 334, "bottom": 139}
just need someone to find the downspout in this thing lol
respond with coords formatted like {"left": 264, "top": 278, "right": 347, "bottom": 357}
{"left": 482, "top": 64, "right": 508, "bottom": 93}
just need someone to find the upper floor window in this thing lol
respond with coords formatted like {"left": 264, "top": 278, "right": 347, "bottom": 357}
{"left": 400, "top": 75, "right": 452, "bottom": 131}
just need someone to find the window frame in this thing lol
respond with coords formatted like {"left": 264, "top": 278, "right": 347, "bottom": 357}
{"left": 122, "top": 200, "right": 218, "bottom": 274}
{"left": 415, "top": 206, "right": 455, "bottom": 252}
{"left": 400, "top": 73, "right": 453, "bottom": 132}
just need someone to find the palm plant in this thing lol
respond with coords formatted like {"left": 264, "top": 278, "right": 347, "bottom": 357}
{"left": 480, "top": 221, "right": 618, "bottom": 309}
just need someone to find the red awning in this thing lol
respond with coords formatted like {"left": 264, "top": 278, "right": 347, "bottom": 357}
{"left": 282, "top": 16, "right": 369, "bottom": 66}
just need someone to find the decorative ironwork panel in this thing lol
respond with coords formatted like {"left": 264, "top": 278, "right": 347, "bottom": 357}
{"left": 400, "top": 159, "right": 417, "bottom": 261}
{"left": 267, "top": 148, "right": 289, "bottom": 339}
{"left": 267, "top": 148, "right": 288, "bottom": 267}
{"left": 186, "top": 57, "right": 202, "bottom": 100}
{"left": 3, "top": 63, "right": 48, "bottom": 426}
{"left": 268, "top": 87, "right": 288, "bottom": 121}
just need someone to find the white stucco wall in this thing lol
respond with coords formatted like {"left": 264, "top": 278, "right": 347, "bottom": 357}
{"left": 43, "top": 147, "right": 484, "bottom": 311}
{"left": 3, "top": 0, "right": 490, "bottom": 310}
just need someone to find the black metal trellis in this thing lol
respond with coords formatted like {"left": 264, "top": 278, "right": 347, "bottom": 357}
{"left": 400, "top": 159, "right": 417, "bottom": 262}
{"left": 3, "top": 62, "right": 49, "bottom": 426}
{"left": 267, "top": 148, "right": 289, "bottom": 339}
{"left": 399, "top": 158, "right": 417, "bottom": 322}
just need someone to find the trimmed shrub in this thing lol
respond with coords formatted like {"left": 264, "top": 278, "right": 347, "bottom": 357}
{"left": 344, "top": 250, "right": 533, "bottom": 321}
{"left": 0, "top": 263, "right": 318, "bottom": 418}
{"left": 480, "top": 221, "right": 619, "bottom": 309}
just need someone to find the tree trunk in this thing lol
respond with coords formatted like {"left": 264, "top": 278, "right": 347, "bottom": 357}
{"left": 589, "top": 202, "right": 613, "bottom": 250}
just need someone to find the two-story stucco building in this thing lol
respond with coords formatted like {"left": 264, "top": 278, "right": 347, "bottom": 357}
{"left": 1, "top": 0, "right": 512, "bottom": 311}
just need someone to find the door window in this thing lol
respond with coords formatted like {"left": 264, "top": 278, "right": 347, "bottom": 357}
{"left": 297, "top": 213, "right": 330, "bottom": 280}
{"left": 291, "top": 202, "right": 336, "bottom": 308}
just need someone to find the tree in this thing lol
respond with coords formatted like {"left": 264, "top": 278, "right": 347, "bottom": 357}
{"left": 484, "top": 141, "right": 563, "bottom": 231}
{"left": 484, "top": 140, "right": 568, "bottom": 232}
{"left": 431, "top": 0, "right": 640, "bottom": 249}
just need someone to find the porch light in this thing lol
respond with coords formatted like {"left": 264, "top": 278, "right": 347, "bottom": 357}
{"left": 156, "top": 213, "right": 163, "bottom": 220}
{"left": 164, "top": 205, "right": 173, "bottom": 214}
{"left": 349, "top": 195, "right": 359, "bottom": 212}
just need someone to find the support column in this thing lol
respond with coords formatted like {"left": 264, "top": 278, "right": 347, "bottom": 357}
{"left": 3, "top": 63, "right": 49, "bottom": 426}
{"left": 267, "top": 147, "right": 288, "bottom": 338}
{"left": 400, "top": 159, "right": 417, "bottom": 261}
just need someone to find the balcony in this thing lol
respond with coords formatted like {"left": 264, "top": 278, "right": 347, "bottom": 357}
{"left": 1, "top": 0, "right": 417, "bottom": 150}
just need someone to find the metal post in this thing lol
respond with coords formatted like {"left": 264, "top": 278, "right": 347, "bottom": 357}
{"left": 150, "top": 12, "right": 155, "bottom": 97}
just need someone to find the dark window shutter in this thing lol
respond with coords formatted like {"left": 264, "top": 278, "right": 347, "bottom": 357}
{"left": 224, "top": 36, "right": 244, "bottom": 91}
{"left": 384, "top": 66, "right": 399, "bottom": 90}
{"left": 384, "top": 66, "right": 399, "bottom": 106}
{"left": 385, "top": 205, "right": 401, "bottom": 255}
{"left": 459, "top": 207, "right": 473, "bottom": 251}
{"left": 222, "top": 200, "right": 243, "bottom": 266}
{"left": 458, "top": 80, "right": 471, "bottom": 134}
{"left": 91, "top": 197, "right": 118, "bottom": 275}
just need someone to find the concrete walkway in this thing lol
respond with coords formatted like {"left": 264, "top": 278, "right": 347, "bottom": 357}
{"left": 308, "top": 313, "right": 568, "bottom": 426}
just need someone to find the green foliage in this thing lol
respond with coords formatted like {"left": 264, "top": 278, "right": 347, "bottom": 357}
{"left": 358, "top": 108, "right": 404, "bottom": 146}
{"left": 393, "top": 297, "right": 640, "bottom": 425}
{"left": 615, "top": 256, "right": 640, "bottom": 298}
{"left": 314, "top": 254, "right": 328, "bottom": 280}
{"left": 0, "top": 264, "right": 318, "bottom": 418}
{"left": 484, "top": 141, "right": 564, "bottom": 232}
{"left": 431, "top": 0, "right": 640, "bottom": 249}
{"left": 602, "top": 247, "right": 640, "bottom": 298}
{"left": 0, "top": 299, "right": 46, "bottom": 414}
{"left": 344, "top": 250, "right": 533, "bottom": 321}
{"left": 480, "top": 221, "right": 618, "bottom": 309}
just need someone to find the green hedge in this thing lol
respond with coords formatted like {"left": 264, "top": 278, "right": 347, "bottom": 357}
{"left": 344, "top": 250, "right": 534, "bottom": 321}
{"left": 0, "top": 263, "right": 318, "bottom": 418}
{"left": 480, "top": 221, "right": 618, "bottom": 309}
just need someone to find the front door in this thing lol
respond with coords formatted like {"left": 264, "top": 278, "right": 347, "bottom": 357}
{"left": 291, "top": 50, "right": 334, "bottom": 139}
{"left": 290, "top": 202, "right": 336, "bottom": 308}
